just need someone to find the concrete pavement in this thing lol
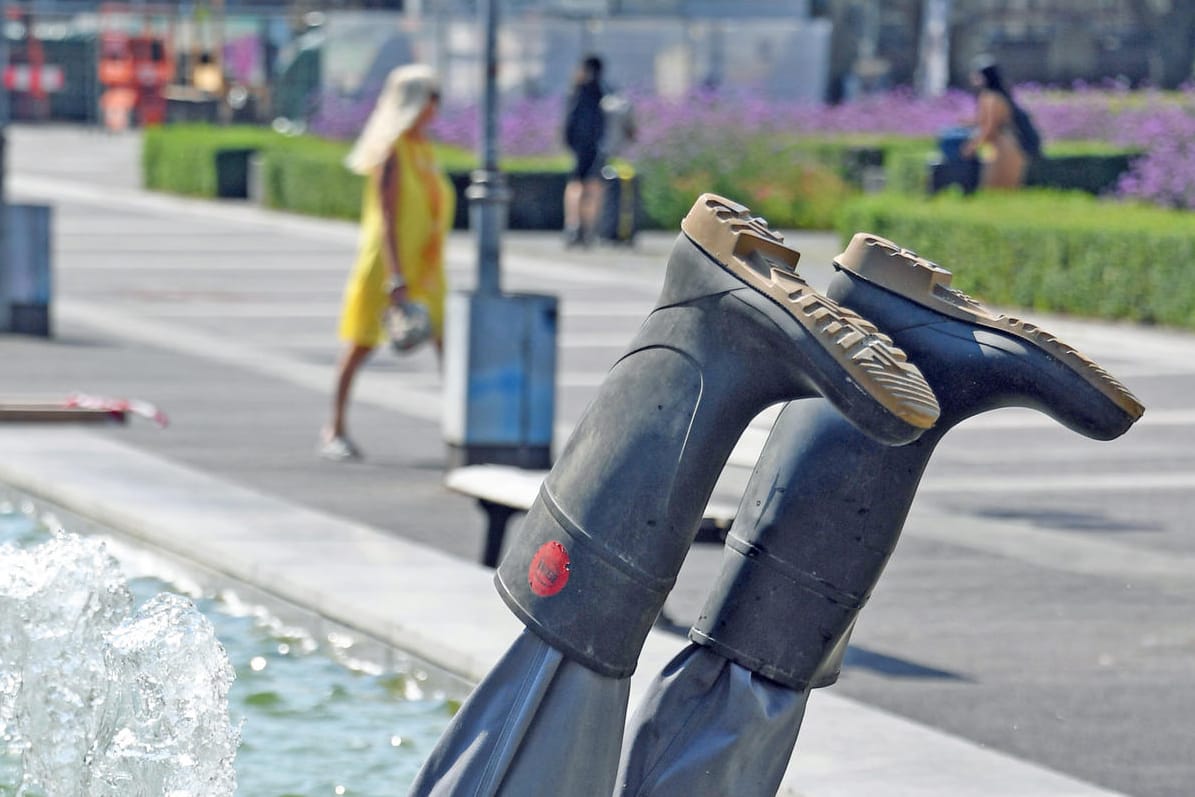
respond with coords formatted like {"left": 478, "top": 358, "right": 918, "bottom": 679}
{"left": 4, "top": 124, "right": 1192, "bottom": 795}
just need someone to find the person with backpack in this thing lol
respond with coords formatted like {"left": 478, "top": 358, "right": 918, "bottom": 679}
{"left": 961, "top": 57, "right": 1041, "bottom": 189}
{"left": 561, "top": 54, "right": 607, "bottom": 248}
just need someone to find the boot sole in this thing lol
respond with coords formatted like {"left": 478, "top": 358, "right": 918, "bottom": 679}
{"left": 834, "top": 233, "right": 1145, "bottom": 421}
{"left": 681, "top": 194, "right": 940, "bottom": 433}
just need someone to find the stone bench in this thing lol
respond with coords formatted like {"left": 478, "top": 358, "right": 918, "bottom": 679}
{"left": 445, "top": 463, "right": 742, "bottom": 568}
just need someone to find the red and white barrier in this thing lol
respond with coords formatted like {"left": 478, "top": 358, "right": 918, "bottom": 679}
{"left": 3, "top": 64, "right": 65, "bottom": 94}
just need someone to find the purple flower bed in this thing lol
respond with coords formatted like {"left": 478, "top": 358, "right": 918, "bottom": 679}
{"left": 307, "top": 87, "right": 562, "bottom": 158}
{"left": 308, "top": 82, "right": 1195, "bottom": 208}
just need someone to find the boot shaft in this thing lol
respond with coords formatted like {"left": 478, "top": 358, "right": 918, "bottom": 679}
{"left": 494, "top": 202, "right": 940, "bottom": 679}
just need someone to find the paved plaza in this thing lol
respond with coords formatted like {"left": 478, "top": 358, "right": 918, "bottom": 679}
{"left": 2, "top": 125, "right": 1193, "bottom": 796}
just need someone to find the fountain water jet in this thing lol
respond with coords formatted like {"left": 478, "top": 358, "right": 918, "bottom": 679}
{"left": 0, "top": 527, "right": 239, "bottom": 796}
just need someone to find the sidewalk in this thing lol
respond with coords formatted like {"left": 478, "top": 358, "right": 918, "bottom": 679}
{"left": 0, "top": 124, "right": 1143, "bottom": 795}
{"left": 0, "top": 428, "right": 1123, "bottom": 797}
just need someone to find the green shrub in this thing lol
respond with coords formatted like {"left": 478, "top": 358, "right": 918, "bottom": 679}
{"left": 635, "top": 132, "right": 858, "bottom": 230}
{"left": 256, "top": 136, "right": 362, "bottom": 219}
{"left": 632, "top": 132, "right": 951, "bottom": 231}
{"left": 143, "top": 124, "right": 284, "bottom": 197}
{"left": 838, "top": 189, "right": 1195, "bottom": 328}
{"left": 143, "top": 124, "right": 571, "bottom": 220}
{"left": 884, "top": 139, "right": 1141, "bottom": 196}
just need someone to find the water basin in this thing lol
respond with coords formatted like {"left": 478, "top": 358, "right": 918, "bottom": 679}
{"left": 0, "top": 495, "right": 457, "bottom": 796}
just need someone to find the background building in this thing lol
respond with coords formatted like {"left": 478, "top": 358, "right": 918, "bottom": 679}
{"left": 4, "top": 0, "right": 1193, "bottom": 125}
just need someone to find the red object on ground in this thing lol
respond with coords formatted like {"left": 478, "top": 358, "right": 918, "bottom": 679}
{"left": 63, "top": 394, "right": 169, "bottom": 428}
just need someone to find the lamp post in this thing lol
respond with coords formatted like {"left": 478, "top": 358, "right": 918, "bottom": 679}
{"left": 0, "top": 0, "right": 12, "bottom": 332}
{"left": 442, "top": 0, "right": 558, "bottom": 474}
{"left": 467, "top": 0, "right": 507, "bottom": 296}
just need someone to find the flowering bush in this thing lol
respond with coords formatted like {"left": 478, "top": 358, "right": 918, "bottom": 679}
{"left": 308, "top": 81, "right": 1195, "bottom": 211}
{"left": 307, "top": 85, "right": 563, "bottom": 158}
{"left": 1017, "top": 85, "right": 1195, "bottom": 207}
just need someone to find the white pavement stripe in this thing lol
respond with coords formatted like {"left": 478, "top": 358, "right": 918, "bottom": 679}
{"left": 932, "top": 440, "right": 1177, "bottom": 466}
{"left": 56, "top": 297, "right": 1195, "bottom": 480}
{"left": 50, "top": 259, "right": 350, "bottom": 272}
{"left": 58, "top": 298, "right": 780, "bottom": 460}
{"left": 557, "top": 332, "right": 638, "bottom": 347}
{"left": 136, "top": 303, "right": 339, "bottom": 318}
{"left": 60, "top": 299, "right": 617, "bottom": 437}
{"left": 1103, "top": 363, "right": 1195, "bottom": 379}
{"left": 951, "top": 406, "right": 1195, "bottom": 431}
{"left": 128, "top": 299, "right": 655, "bottom": 322}
{"left": 907, "top": 505, "right": 1195, "bottom": 597}
{"left": 1043, "top": 316, "right": 1195, "bottom": 359}
{"left": 918, "top": 470, "right": 1195, "bottom": 494}
{"left": 61, "top": 299, "right": 445, "bottom": 423}
{"left": 13, "top": 174, "right": 668, "bottom": 294}
{"left": 558, "top": 302, "right": 657, "bottom": 317}
{"left": 12, "top": 174, "right": 363, "bottom": 244}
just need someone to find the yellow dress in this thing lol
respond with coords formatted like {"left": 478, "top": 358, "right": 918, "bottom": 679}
{"left": 338, "top": 134, "right": 456, "bottom": 347}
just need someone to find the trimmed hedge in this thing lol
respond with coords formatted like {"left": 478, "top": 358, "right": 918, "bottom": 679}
{"left": 838, "top": 189, "right": 1195, "bottom": 328}
{"left": 256, "top": 135, "right": 363, "bottom": 220}
{"left": 143, "top": 124, "right": 284, "bottom": 197}
{"left": 143, "top": 124, "right": 572, "bottom": 225}
{"left": 885, "top": 139, "right": 1141, "bottom": 195}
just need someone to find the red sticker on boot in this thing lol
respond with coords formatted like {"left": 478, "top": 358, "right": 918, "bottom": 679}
{"left": 529, "top": 540, "right": 570, "bottom": 597}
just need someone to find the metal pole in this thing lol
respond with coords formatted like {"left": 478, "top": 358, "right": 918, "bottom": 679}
{"left": 0, "top": 0, "right": 10, "bottom": 332}
{"left": 444, "top": 0, "right": 555, "bottom": 470}
{"left": 480, "top": 0, "right": 498, "bottom": 178}
{"left": 465, "top": 0, "right": 508, "bottom": 296}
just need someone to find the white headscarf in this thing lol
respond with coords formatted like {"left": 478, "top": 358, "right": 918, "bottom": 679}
{"left": 344, "top": 63, "right": 439, "bottom": 175}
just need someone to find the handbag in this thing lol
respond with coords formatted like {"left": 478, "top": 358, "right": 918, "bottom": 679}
{"left": 386, "top": 300, "right": 432, "bottom": 353}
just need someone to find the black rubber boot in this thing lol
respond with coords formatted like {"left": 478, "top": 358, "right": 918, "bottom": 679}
{"left": 495, "top": 198, "right": 940, "bottom": 679}
{"left": 693, "top": 232, "right": 1144, "bottom": 689}
{"left": 617, "top": 234, "right": 1144, "bottom": 797}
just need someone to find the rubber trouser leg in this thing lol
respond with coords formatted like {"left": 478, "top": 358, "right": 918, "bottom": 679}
{"left": 407, "top": 630, "right": 630, "bottom": 797}
{"left": 616, "top": 644, "right": 808, "bottom": 797}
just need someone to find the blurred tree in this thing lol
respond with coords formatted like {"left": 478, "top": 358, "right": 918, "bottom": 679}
{"left": 817, "top": 0, "right": 1195, "bottom": 96}
{"left": 1123, "top": 0, "right": 1195, "bottom": 87}
{"left": 821, "top": 0, "right": 921, "bottom": 102}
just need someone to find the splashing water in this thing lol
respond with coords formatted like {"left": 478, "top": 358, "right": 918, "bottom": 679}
{"left": 0, "top": 530, "right": 239, "bottom": 796}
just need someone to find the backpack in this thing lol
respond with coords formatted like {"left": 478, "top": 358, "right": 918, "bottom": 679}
{"left": 1010, "top": 102, "right": 1042, "bottom": 158}
{"left": 599, "top": 92, "right": 636, "bottom": 157}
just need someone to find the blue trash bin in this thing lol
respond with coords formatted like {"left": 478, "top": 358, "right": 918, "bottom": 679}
{"left": 3, "top": 204, "right": 53, "bottom": 336}
{"left": 938, "top": 126, "right": 974, "bottom": 163}
{"left": 931, "top": 126, "right": 981, "bottom": 194}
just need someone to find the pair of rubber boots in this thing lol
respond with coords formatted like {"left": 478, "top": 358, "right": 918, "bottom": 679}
{"left": 496, "top": 192, "right": 1144, "bottom": 685}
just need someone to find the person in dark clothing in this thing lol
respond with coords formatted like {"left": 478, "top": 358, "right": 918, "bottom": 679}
{"left": 562, "top": 54, "right": 606, "bottom": 247}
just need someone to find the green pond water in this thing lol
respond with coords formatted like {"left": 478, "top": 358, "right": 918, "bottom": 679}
{"left": 0, "top": 499, "right": 457, "bottom": 796}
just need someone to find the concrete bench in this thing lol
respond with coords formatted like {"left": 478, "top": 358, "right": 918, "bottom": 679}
{"left": 446, "top": 463, "right": 742, "bottom": 568}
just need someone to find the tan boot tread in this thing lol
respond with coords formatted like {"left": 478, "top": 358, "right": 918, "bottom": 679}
{"left": 682, "top": 194, "right": 940, "bottom": 430}
{"left": 835, "top": 233, "right": 1145, "bottom": 420}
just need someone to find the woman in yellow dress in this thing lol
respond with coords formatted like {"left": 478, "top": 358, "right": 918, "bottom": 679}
{"left": 320, "top": 64, "right": 456, "bottom": 461}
